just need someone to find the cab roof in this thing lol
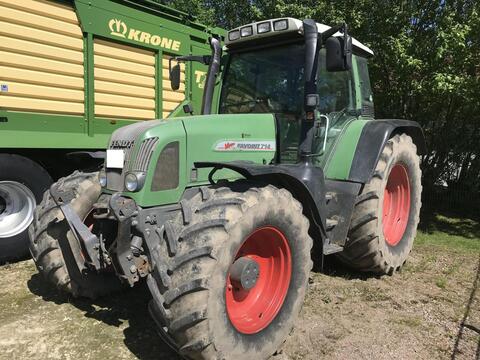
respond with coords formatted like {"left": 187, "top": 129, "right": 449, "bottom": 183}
{"left": 225, "top": 17, "right": 374, "bottom": 56}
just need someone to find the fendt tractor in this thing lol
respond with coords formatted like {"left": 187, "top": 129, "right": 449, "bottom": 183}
{"left": 29, "top": 18, "right": 425, "bottom": 359}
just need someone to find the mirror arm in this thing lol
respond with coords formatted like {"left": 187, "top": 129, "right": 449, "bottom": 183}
{"left": 319, "top": 23, "right": 346, "bottom": 44}
{"left": 174, "top": 55, "right": 211, "bottom": 65}
{"left": 169, "top": 55, "right": 212, "bottom": 85}
{"left": 342, "top": 23, "right": 348, "bottom": 52}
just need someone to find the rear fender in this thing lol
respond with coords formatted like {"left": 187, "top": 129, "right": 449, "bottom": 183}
{"left": 349, "top": 120, "right": 426, "bottom": 183}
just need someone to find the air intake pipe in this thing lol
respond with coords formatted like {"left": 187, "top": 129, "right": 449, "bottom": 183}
{"left": 299, "top": 19, "right": 320, "bottom": 159}
{"left": 201, "top": 37, "right": 222, "bottom": 115}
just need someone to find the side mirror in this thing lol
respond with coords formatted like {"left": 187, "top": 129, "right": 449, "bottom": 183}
{"left": 325, "top": 35, "right": 352, "bottom": 72}
{"left": 169, "top": 61, "right": 181, "bottom": 91}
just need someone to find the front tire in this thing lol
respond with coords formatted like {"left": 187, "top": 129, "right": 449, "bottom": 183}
{"left": 147, "top": 183, "right": 313, "bottom": 359}
{"left": 338, "top": 134, "right": 422, "bottom": 274}
{"left": 28, "top": 171, "right": 123, "bottom": 298}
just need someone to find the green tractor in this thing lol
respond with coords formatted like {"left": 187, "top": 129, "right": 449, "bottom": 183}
{"left": 29, "top": 18, "right": 425, "bottom": 359}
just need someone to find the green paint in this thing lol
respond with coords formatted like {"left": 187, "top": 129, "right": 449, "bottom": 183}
{"left": 351, "top": 56, "right": 363, "bottom": 110}
{"left": 74, "top": 0, "right": 224, "bottom": 55}
{"left": 189, "top": 44, "right": 210, "bottom": 115}
{"left": 155, "top": 51, "right": 162, "bottom": 118}
{"left": 166, "top": 100, "right": 191, "bottom": 118}
{"left": 0, "top": 111, "right": 123, "bottom": 149}
{"left": 85, "top": 33, "right": 95, "bottom": 137}
{"left": 183, "top": 114, "right": 276, "bottom": 186}
{"left": 324, "top": 119, "right": 369, "bottom": 180}
{"left": 127, "top": 118, "right": 187, "bottom": 206}
{"left": 118, "top": 114, "right": 276, "bottom": 207}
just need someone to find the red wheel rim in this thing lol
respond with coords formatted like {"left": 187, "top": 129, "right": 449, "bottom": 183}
{"left": 383, "top": 164, "right": 411, "bottom": 246}
{"left": 84, "top": 210, "right": 95, "bottom": 232}
{"left": 226, "top": 226, "right": 292, "bottom": 334}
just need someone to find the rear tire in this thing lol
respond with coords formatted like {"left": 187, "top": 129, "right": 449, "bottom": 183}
{"left": 28, "top": 171, "right": 123, "bottom": 299}
{"left": 338, "top": 134, "right": 422, "bottom": 274}
{"left": 0, "top": 154, "right": 52, "bottom": 264}
{"left": 146, "top": 183, "right": 313, "bottom": 359}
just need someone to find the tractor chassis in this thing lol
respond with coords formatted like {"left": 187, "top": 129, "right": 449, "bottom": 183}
{"left": 49, "top": 162, "right": 367, "bottom": 289}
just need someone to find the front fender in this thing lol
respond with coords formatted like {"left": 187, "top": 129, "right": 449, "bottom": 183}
{"left": 195, "top": 161, "right": 327, "bottom": 238}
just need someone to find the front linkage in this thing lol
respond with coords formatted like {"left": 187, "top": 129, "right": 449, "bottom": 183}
{"left": 50, "top": 181, "right": 157, "bottom": 287}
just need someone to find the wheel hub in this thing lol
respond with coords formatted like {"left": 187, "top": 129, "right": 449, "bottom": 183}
{"left": 0, "top": 181, "right": 36, "bottom": 238}
{"left": 383, "top": 164, "right": 411, "bottom": 246}
{"left": 226, "top": 226, "right": 292, "bottom": 334}
{"left": 229, "top": 256, "right": 260, "bottom": 290}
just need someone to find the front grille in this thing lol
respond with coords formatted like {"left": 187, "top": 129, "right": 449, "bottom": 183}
{"left": 131, "top": 137, "right": 159, "bottom": 172}
{"left": 106, "top": 120, "right": 162, "bottom": 191}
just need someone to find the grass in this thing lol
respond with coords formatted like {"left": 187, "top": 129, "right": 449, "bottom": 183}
{"left": 435, "top": 277, "right": 447, "bottom": 289}
{"left": 358, "top": 285, "right": 392, "bottom": 302}
{"left": 415, "top": 213, "right": 480, "bottom": 290}
{"left": 390, "top": 316, "right": 424, "bottom": 328}
{"left": 416, "top": 213, "right": 480, "bottom": 252}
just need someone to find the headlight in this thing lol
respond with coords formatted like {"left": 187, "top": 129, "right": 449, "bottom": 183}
{"left": 240, "top": 26, "right": 253, "bottom": 37}
{"left": 125, "top": 172, "right": 145, "bottom": 192}
{"left": 98, "top": 170, "right": 107, "bottom": 187}
{"left": 273, "top": 19, "right": 288, "bottom": 31}
{"left": 257, "top": 22, "right": 271, "bottom": 34}
{"left": 228, "top": 30, "right": 240, "bottom": 41}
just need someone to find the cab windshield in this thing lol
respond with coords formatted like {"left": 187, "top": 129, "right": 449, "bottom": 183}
{"left": 219, "top": 43, "right": 357, "bottom": 164}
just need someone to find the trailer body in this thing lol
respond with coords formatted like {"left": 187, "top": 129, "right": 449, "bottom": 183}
{"left": 0, "top": 0, "right": 223, "bottom": 262}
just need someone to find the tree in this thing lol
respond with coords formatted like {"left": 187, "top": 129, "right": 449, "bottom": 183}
{"left": 164, "top": 0, "right": 480, "bottom": 195}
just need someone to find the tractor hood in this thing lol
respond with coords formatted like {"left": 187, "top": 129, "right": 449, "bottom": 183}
{"left": 103, "top": 113, "right": 277, "bottom": 207}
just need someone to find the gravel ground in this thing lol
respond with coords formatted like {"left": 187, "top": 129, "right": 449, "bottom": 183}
{"left": 0, "top": 231, "right": 478, "bottom": 360}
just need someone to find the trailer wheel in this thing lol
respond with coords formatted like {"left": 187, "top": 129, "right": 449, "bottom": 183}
{"left": 0, "top": 154, "right": 53, "bottom": 264}
{"left": 338, "top": 134, "right": 422, "bottom": 274}
{"left": 28, "top": 171, "right": 123, "bottom": 298}
{"left": 147, "top": 184, "right": 312, "bottom": 360}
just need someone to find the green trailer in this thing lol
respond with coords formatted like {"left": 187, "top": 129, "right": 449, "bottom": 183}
{"left": 0, "top": 0, "right": 223, "bottom": 262}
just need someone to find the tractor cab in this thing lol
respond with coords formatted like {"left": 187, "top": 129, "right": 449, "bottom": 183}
{"left": 172, "top": 18, "right": 375, "bottom": 168}
{"left": 222, "top": 19, "right": 374, "bottom": 166}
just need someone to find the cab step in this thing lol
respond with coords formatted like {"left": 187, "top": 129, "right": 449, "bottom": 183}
{"left": 323, "top": 240, "right": 343, "bottom": 255}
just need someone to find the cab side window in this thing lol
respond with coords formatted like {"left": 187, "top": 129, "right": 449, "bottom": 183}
{"left": 317, "top": 49, "right": 355, "bottom": 114}
{"left": 356, "top": 56, "right": 375, "bottom": 117}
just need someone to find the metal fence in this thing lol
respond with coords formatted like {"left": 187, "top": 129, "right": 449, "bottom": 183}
{"left": 422, "top": 186, "right": 480, "bottom": 219}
